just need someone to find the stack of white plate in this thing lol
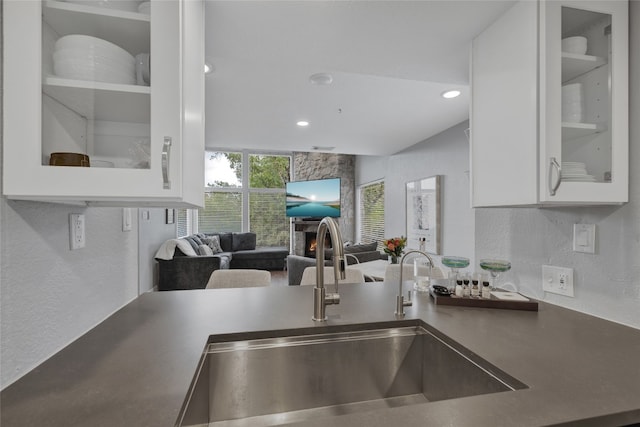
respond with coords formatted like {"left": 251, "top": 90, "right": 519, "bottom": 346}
{"left": 562, "top": 83, "right": 584, "bottom": 123}
{"left": 60, "top": 0, "right": 142, "bottom": 13}
{"left": 53, "top": 35, "right": 135, "bottom": 85}
{"left": 561, "top": 162, "right": 596, "bottom": 182}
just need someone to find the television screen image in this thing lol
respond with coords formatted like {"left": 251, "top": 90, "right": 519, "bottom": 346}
{"left": 286, "top": 178, "right": 341, "bottom": 218}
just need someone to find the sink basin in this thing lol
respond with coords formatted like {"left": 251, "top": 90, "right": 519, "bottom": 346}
{"left": 177, "top": 320, "right": 527, "bottom": 427}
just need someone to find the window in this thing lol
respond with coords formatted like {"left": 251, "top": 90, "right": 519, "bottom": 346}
{"left": 176, "top": 209, "right": 189, "bottom": 237}
{"left": 200, "top": 192, "right": 242, "bottom": 233}
{"left": 248, "top": 154, "right": 291, "bottom": 247}
{"left": 249, "top": 192, "right": 289, "bottom": 247}
{"left": 180, "top": 151, "right": 291, "bottom": 247}
{"left": 358, "top": 180, "right": 385, "bottom": 250}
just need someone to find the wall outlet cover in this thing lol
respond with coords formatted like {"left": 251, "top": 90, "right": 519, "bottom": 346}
{"left": 542, "top": 265, "right": 574, "bottom": 297}
{"left": 69, "top": 213, "right": 85, "bottom": 250}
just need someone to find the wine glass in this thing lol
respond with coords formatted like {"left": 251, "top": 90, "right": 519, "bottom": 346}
{"left": 441, "top": 256, "right": 470, "bottom": 293}
{"left": 479, "top": 259, "right": 511, "bottom": 290}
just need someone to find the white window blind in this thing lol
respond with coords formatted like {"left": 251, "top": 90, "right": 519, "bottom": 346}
{"left": 176, "top": 209, "right": 189, "bottom": 237}
{"left": 249, "top": 192, "right": 289, "bottom": 247}
{"left": 358, "top": 180, "right": 385, "bottom": 250}
{"left": 198, "top": 192, "right": 242, "bottom": 233}
{"left": 247, "top": 153, "right": 290, "bottom": 247}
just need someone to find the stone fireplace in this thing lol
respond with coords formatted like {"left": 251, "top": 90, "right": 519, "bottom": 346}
{"left": 292, "top": 152, "right": 355, "bottom": 256}
{"left": 304, "top": 232, "right": 332, "bottom": 257}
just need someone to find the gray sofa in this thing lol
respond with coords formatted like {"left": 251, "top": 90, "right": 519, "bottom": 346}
{"left": 156, "top": 232, "right": 288, "bottom": 291}
{"left": 286, "top": 242, "right": 385, "bottom": 286}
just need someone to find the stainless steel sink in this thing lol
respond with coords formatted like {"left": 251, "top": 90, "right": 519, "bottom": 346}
{"left": 177, "top": 320, "right": 526, "bottom": 427}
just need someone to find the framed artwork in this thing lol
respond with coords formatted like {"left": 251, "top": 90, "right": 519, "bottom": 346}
{"left": 165, "top": 209, "right": 175, "bottom": 224}
{"left": 406, "top": 175, "right": 441, "bottom": 254}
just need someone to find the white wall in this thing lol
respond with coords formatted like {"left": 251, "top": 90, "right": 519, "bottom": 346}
{"left": 356, "top": 121, "right": 475, "bottom": 266}
{"left": 475, "top": 1, "right": 640, "bottom": 329}
{"left": 138, "top": 208, "right": 177, "bottom": 293}
{"left": 0, "top": 202, "right": 139, "bottom": 388}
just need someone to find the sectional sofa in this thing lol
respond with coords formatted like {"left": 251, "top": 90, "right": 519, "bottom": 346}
{"left": 155, "top": 232, "right": 288, "bottom": 291}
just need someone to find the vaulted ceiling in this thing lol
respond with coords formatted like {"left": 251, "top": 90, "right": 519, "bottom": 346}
{"left": 204, "top": 1, "right": 515, "bottom": 155}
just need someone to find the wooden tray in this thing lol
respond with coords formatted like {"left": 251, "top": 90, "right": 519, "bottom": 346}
{"left": 430, "top": 290, "right": 538, "bottom": 311}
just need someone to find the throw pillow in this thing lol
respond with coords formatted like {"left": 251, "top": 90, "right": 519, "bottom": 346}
{"left": 203, "top": 235, "right": 223, "bottom": 253}
{"left": 175, "top": 239, "right": 198, "bottom": 257}
{"left": 198, "top": 244, "right": 213, "bottom": 256}
{"left": 182, "top": 236, "right": 200, "bottom": 253}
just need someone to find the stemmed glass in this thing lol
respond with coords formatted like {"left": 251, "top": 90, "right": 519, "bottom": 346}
{"left": 479, "top": 259, "right": 511, "bottom": 290}
{"left": 441, "top": 256, "right": 470, "bottom": 293}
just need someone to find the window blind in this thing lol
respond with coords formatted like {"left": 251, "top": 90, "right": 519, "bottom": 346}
{"left": 176, "top": 209, "right": 189, "bottom": 237}
{"left": 198, "top": 192, "right": 242, "bottom": 233}
{"left": 358, "top": 181, "right": 385, "bottom": 251}
{"left": 249, "top": 192, "right": 290, "bottom": 247}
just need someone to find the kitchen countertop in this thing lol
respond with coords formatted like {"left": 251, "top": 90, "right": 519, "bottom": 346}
{"left": 2, "top": 283, "right": 640, "bottom": 426}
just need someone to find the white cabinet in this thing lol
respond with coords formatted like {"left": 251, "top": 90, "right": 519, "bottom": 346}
{"left": 470, "top": 0, "right": 628, "bottom": 207}
{"left": 3, "top": 0, "right": 204, "bottom": 207}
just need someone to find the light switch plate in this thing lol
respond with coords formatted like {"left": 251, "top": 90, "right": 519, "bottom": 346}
{"left": 573, "top": 224, "right": 596, "bottom": 254}
{"left": 542, "top": 265, "right": 574, "bottom": 297}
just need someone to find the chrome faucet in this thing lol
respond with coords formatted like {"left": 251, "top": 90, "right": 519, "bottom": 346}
{"left": 395, "top": 250, "right": 435, "bottom": 318}
{"left": 313, "top": 217, "right": 346, "bottom": 321}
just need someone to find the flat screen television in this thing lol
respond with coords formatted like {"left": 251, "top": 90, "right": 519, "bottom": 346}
{"left": 286, "top": 177, "right": 341, "bottom": 218}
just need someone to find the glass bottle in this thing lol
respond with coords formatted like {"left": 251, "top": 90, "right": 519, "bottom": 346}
{"left": 471, "top": 272, "right": 481, "bottom": 298}
{"left": 481, "top": 273, "right": 491, "bottom": 299}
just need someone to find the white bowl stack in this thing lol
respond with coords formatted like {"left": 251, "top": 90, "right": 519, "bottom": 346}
{"left": 562, "top": 83, "right": 584, "bottom": 123}
{"left": 561, "top": 162, "right": 596, "bottom": 182}
{"left": 53, "top": 35, "right": 136, "bottom": 85}
{"left": 562, "top": 36, "right": 588, "bottom": 55}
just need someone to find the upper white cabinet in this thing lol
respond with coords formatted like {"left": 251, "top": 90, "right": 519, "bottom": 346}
{"left": 470, "top": 0, "right": 628, "bottom": 207}
{"left": 3, "top": 0, "right": 204, "bottom": 207}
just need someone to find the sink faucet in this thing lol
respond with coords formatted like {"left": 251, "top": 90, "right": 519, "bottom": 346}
{"left": 313, "top": 217, "right": 346, "bottom": 321}
{"left": 395, "top": 250, "right": 434, "bottom": 318}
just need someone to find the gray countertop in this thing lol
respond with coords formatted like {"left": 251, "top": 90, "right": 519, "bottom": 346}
{"left": 2, "top": 283, "right": 640, "bottom": 426}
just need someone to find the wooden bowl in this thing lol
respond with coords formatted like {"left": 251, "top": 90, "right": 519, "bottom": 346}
{"left": 49, "top": 152, "right": 90, "bottom": 167}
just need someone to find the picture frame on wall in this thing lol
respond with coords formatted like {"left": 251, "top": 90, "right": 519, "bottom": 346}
{"left": 406, "top": 175, "right": 441, "bottom": 254}
{"left": 165, "top": 209, "right": 175, "bottom": 224}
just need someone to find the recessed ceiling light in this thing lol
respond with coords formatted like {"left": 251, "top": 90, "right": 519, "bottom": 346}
{"left": 441, "top": 90, "right": 461, "bottom": 99}
{"left": 312, "top": 146, "right": 335, "bottom": 151}
{"left": 297, "top": 121, "right": 309, "bottom": 127}
{"left": 309, "top": 73, "right": 333, "bottom": 85}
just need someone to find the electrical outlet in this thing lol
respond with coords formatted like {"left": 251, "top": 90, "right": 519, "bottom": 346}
{"left": 542, "top": 265, "right": 574, "bottom": 297}
{"left": 69, "top": 213, "right": 85, "bottom": 250}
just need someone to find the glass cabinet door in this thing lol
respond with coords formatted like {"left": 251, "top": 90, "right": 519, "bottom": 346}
{"left": 41, "top": 0, "right": 152, "bottom": 171}
{"left": 542, "top": 0, "right": 628, "bottom": 204}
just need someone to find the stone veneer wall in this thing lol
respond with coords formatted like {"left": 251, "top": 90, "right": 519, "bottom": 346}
{"left": 293, "top": 152, "right": 355, "bottom": 255}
